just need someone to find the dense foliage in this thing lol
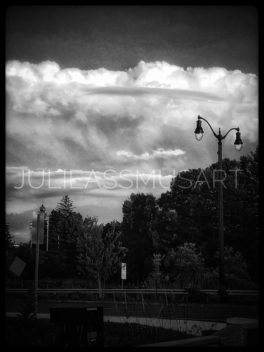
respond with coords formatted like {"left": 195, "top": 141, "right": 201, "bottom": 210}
{"left": 120, "top": 147, "right": 258, "bottom": 288}
{"left": 76, "top": 219, "right": 127, "bottom": 294}
{"left": 6, "top": 148, "right": 258, "bottom": 289}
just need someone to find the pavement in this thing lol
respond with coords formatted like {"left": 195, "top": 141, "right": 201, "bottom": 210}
{"left": 6, "top": 311, "right": 259, "bottom": 346}
{"left": 5, "top": 297, "right": 258, "bottom": 322}
{"left": 6, "top": 295, "right": 259, "bottom": 346}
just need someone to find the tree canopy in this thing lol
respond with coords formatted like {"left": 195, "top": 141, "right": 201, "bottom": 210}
{"left": 6, "top": 147, "right": 258, "bottom": 289}
{"left": 120, "top": 147, "right": 258, "bottom": 287}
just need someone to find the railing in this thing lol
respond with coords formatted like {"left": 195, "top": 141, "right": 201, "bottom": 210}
{"left": 6, "top": 288, "right": 259, "bottom": 296}
{"left": 6, "top": 288, "right": 258, "bottom": 326}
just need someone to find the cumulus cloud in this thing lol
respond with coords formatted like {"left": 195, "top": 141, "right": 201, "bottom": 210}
{"left": 6, "top": 60, "right": 258, "bottom": 221}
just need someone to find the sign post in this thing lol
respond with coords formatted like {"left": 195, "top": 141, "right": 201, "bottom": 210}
{"left": 121, "top": 262, "right": 126, "bottom": 290}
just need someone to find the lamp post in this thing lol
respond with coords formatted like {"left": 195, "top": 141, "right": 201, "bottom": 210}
{"left": 194, "top": 115, "right": 243, "bottom": 300}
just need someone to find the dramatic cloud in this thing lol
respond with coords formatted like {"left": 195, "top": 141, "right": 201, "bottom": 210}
{"left": 6, "top": 60, "right": 258, "bottom": 240}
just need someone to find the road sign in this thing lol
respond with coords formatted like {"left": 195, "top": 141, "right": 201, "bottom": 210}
{"left": 121, "top": 262, "right": 126, "bottom": 280}
{"left": 9, "top": 256, "right": 26, "bottom": 276}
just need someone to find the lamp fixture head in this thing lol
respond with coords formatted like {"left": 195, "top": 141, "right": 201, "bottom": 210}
{"left": 234, "top": 130, "right": 243, "bottom": 151}
{"left": 194, "top": 119, "right": 204, "bottom": 141}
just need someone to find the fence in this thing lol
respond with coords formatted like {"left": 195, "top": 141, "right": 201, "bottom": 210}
{"left": 6, "top": 288, "right": 258, "bottom": 306}
{"left": 6, "top": 288, "right": 259, "bottom": 296}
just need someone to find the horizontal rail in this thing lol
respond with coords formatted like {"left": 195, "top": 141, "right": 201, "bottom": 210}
{"left": 5, "top": 288, "right": 259, "bottom": 296}
{"left": 6, "top": 288, "right": 188, "bottom": 294}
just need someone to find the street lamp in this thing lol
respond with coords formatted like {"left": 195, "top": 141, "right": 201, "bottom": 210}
{"left": 194, "top": 115, "right": 243, "bottom": 300}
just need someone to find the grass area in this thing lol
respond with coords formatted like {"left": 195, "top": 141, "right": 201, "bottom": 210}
{"left": 5, "top": 317, "right": 193, "bottom": 346}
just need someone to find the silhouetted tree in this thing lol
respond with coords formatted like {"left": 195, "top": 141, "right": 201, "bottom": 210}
{"left": 76, "top": 219, "right": 127, "bottom": 296}
{"left": 56, "top": 195, "right": 75, "bottom": 216}
{"left": 156, "top": 147, "right": 258, "bottom": 284}
{"left": 45, "top": 195, "right": 83, "bottom": 277}
{"left": 121, "top": 193, "right": 157, "bottom": 284}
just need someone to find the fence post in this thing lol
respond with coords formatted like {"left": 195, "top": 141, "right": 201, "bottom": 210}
{"left": 124, "top": 290, "right": 128, "bottom": 313}
{"left": 164, "top": 291, "right": 168, "bottom": 306}
{"left": 113, "top": 291, "right": 118, "bottom": 312}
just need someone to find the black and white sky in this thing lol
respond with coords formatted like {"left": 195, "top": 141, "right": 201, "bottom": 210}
{"left": 6, "top": 6, "right": 258, "bottom": 242}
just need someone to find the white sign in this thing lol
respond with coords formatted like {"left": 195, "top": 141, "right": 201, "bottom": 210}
{"left": 9, "top": 256, "right": 26, "bottom": 276}
{"left": 121, "top": 262, "right": 126, "bottom": 280}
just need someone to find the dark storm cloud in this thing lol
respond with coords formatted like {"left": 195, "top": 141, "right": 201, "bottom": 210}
{"left": 6, "top": 6, "right": 258, "bottom": 74}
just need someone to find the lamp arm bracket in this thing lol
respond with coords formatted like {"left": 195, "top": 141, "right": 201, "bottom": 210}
{"left": 222, "top": 127, "right": 239, "bottom": 140}
{"left": 198, "top": 115, "right": 218, "bottom": 139}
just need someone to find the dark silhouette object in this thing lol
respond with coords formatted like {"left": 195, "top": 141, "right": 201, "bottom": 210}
{"left": 50, "top": 306, "right": 104, "bottom": 346}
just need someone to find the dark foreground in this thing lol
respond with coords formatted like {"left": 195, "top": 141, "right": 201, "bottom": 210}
{"left": 6, "top": 295, "right": 258, "bottom": 321}
{"left": 5, "top": 317, "right": 193, "bottom": 347}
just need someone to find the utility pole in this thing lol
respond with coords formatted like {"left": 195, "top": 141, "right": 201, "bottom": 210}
{"left": 46, "top": 215, "right": 49, "bottom": 252}
{"left": 29, "top": 221, "right": 33, "bottom": 248}
{"left": 34, "top": 212, "right": 40, "bottom": 315}
{"left": 34, "top": 204, "right": 46, "bottom": 315}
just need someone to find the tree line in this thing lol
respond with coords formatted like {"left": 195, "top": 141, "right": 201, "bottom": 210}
{"left": 6, "top": 147, "right": 258, "bottom": 290}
